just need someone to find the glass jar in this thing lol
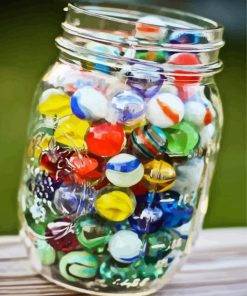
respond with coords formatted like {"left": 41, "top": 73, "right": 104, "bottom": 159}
{"left": 18, "top": 2, "right": 224, "bottom": 295}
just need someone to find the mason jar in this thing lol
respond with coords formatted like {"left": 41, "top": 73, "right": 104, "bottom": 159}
{"left": 18, "top": 2, "right": 224, "bottom": 295}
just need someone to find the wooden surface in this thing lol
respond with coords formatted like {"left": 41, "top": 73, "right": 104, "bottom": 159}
{"left": 0, "top": 228, "right": 246, "bottom": 296}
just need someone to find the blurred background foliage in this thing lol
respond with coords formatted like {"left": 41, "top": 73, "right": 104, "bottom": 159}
{"left": 0, "top": 0, "right": 246, "bottom": 234}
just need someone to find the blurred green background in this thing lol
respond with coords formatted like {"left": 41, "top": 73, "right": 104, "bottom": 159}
{"left": 0, "top": 0, "right": 246, "bottom": 234}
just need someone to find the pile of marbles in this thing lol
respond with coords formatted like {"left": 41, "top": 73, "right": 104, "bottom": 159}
{"left": 22, "top": 17, "right": 217, "bottom": 291}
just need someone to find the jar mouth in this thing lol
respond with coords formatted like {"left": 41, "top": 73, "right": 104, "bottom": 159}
{"left": 56, "top": 2, "right": 224, "bottom": 75}
{"left": 72, "top": 3, "right": 223, "bottom": 32}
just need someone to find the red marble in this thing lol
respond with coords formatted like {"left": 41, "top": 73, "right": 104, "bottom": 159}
{"left": 69, "top": 153, "right": 106, "bottom": 184}
{"left": 40, "top": 148, "right": 73, "bottom": 182}
{"left": 168, "top": 53, "right": 201, "bottom": 86}
{"left": 85, "top": 123, "right": 125, "bottom": 157}
{"left": 46, "top": 218, "right": 79, "bottom": 252}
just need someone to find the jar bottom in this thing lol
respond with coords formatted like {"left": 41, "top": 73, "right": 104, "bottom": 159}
{"left": 20, "top": 225, "right": 190, "bottom": 296}
{"left": 39, "top": 274, "right": 158, "bottom": 296}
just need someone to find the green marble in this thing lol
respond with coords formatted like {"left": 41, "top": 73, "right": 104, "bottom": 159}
{"left": 59, "top": 251, "right": 98, "bottom": 282}
{"left": 35, "top": 239, "right": 56, "bottom": 265}
{"left": 25, "top": 210, "right": 57, "bottom": 236}
{"left": 164, "top": 121, "right": 199, "bottom": 156}
{"left": 135, "top": 259, "right": 167, "bottom": 280}
{"left": 99, "top": 258, "right": 138, "bottom": 285}
{"left": 135, "top": 50, "right": 167, "bottom": 63}
{"left": 145, "top": 229, "right": 174, "bottom": 264}
{"left": 74, "top": 216, "right": 112, "bottom": 251}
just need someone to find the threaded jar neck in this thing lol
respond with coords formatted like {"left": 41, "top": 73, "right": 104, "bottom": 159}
{"left": 56, "top": 2, "right": 224, "bottom": 76}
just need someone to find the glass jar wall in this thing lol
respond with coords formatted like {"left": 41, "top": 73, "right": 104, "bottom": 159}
{"left": 18, "top": 2, "right": 224, "bottom": 295}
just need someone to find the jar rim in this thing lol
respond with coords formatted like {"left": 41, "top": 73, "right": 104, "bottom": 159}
{"left": 57, "top": 2, "right": 224, "bottom": 75}
{"left": 63, "top": 2, "right": 224, "bottom": 52}
{"left": 70, "top": 2, "right": 223, "bottom": 32}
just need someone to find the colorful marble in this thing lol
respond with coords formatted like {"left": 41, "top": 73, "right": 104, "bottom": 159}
{"left": 85, "top": 41, "right": 120, "bottom": 59}
{"left": 129, "top": 200, "right": 163, "bottom": 234}
{"left": 164, "top": 121, "right": 199, "bottom": 157}
{"left": 99, "top": 258, "right": 138, "bottom": 285}
{"left": 68, "top": 70, "right": 112, "bottom": 95}
{"left": 143, "top": 160, "right": 176, "bottom": 192}
{"left": 125, "top": 64, "right": 164, "bottom": 99}
{"left": 71, "top": 86, "right": 108, "bottom": 120}
{"left": 85, "top": 123, "right": 125, "bottom": 157}
{"left": 177, "top": 83, "right": 200, "bottom": 102}
{"left": 108, "top": 230, "right": 142, "bottom": 263}
{"left": 46, "top": 64, "right": 83, "bottom": 89}
{"left": 107, "top": 91, "right": 145, "bottom": 126}
{"left": 74, "top": 215, "right": 112, "bottom": 249}
{"left": 128, "top": 125, "right": 167, "bottom": 162}
{"left": 168, "top": 53, "right": 201, "bottom": 85}
{"left": 40, "top": 147, "right": 74, "bottom": 182}
{"left": 95, "top": 186, "right": 136, "bottom": 222}
{"left": 37, "top": 88, "right": 72, "bottom": 118}
{"left": 55, "top": 185, "right": 95, "bottom": 217}
{"left": 145, "top": 229, "right": 174, "bottom": 263}
{"left": 72, "top": 153, "right": 106, "bottom": 185}
{"left": 46, "top": 218, "right": 79, "bottom": 252}
{"left": 135, "top": 50, "right": 167, "bottom": 63}
{"left": 53, "top": 185, "right": 92, "bottom": 215}
{"left": 184, "top": 99, "right": 216, "bottom": 127}
{"left": 169, "top": 31, "right": 205, "bottom": 45}
{"left": 28, "top": 170, "right": 62, "bottom": 201}
{"left": 106, "top": 153, "right": 144, "bottom": 187}
{"left": 135, "top": 259, "right": 167, "bottom": 280}
{"left": 159, "top": 194, "right": 194, "bottom": 228}
{"left": 135, "top": 15, "right": 166, "bottom": 41}
{"left": 54, "top": 115, "right": 90, "bottom": 148}
{"left": 146, "top": 93, "right": 184, "bottom": 128}
{"left": 59, "top": 251, "right": 98, "bottom": 282}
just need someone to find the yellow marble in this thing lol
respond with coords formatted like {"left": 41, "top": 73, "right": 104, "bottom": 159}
{"left": 143, "top": 159, "right": 176, "bottom": 192}
{"left": 54, "top": 115, "right": 90, "bottom": 148}
{"left": 27, "top": 133, "right": 51, "bottom": 159}
{"left": 95, "top": 190, "right": 136, "bottom": 222}
{"left": 37, "top": 91, "right": 72, "bottom": 118}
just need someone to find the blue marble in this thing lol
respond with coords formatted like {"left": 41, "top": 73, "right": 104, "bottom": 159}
{"left": 129, "top": 196, "right": 163, "bottom": 234}
{"left": 158, "top": 191, "right": 194, "bottom": 228}
{"left": 169, "top": 32, "right": 204, "bottom": 45}
{"left": 109, "top": 91, "right": 145, "bottom": 125}
{"left": 125, "top": 64, "right": 164, "bottom": 99}
{"left": 53, "top": 185, "right": 87, "bottom": 215}
{"left": 28, "top": 171, "right": 62, "bottom": 201}
{"left": 106, "top": 157, "right": 141, "bottom": 173}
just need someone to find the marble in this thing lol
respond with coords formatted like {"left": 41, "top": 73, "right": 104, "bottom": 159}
{"left": 135, "top": 15, "right": 167, "bottom": 40}
{"left": 108, "top": 230, "right": 142, "bottom": 263}
{"left": 143, "top": 160, "right": 176, "bottom": 193}
{"left": 59, "top": 251, "right": 98, "bottom": 281}
{"left": 37, "top": 88, "right": 71, "bottom": 118}
{"left": 146, "top": 93, "right": 184, "bottom": 128}
{"left": 107, "top": 91, "right": 145, "bottom": 126}
{"left": 71, "top": 86, "right": 108, "bottom": 120}
{"left": 85, "top": 123, "right": 125, "bottom": 157}
{"left": 164, "top": 121, "right": 199, "bottom": 157}
{"left": 95, "top": 186, "right": 136, "bottom": 222}
{"left": 128, "top": 125, "right": 167, "bottom": 162}
{"left": 106, "top": 153, "right": 144, "bottom": 187}
{"left": 46, "top": 218, "right": 79, "bottom": 252}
